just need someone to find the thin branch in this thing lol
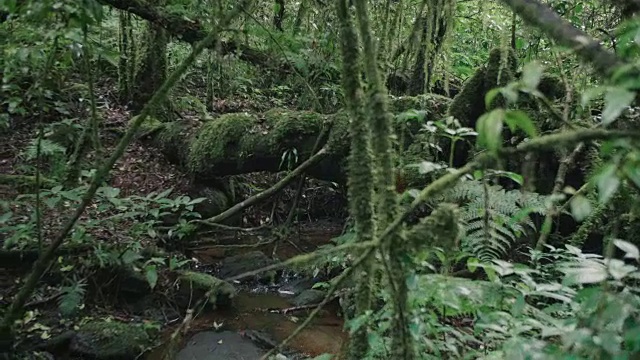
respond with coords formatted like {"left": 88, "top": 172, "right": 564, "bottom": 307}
{"left": 198, "top": 146, "right": 329, "bottom": 226}
{"left": 0, "top": 0, "right": 253, "bottom": 340}
{"left": 498, "top": 0, "right": 627, "bottom": 78}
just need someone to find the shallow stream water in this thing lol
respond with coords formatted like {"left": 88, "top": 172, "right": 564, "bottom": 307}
{"left": 148, "top": 221, "right": 347, "bottom": 359}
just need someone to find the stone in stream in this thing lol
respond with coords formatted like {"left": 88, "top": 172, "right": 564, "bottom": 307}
{"left": 63, "top": 320, "right": 154, "bottom": 360}
{"left": 176, "top": 331, "right": 266, "bottom": 360}
{"left": 217, "top": 251, "right": 279, "bottom": 283}
{"left": 291, "top": 289, "right": 327, "bottom": 307}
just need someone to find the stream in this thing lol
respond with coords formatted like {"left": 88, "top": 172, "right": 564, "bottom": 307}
{"left": 148, "top": 221, "right": 347, "bottom": 360}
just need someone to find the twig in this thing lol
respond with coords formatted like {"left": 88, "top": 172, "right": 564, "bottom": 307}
{"left": 198, "top": 146, "right": 330, "bottom": 226}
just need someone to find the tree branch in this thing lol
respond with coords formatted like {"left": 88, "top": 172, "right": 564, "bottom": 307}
{"left": 498, "top": 0, "right": 626, "bottom": 78}
{"left": 98, "top": 0, "right": 277, "bottom": 69}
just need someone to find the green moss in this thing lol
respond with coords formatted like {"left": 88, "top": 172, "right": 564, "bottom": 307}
{"left": 178, "top": 271, "right": 236, "bottom": 306}
{"left": 131, "top": 115, "right": 163, "bottom": 136}
{"left": 407, "top": 203, "right": 460, "bottom": 252}
{"left": 264, "top": 108, "right": 325, "bottom": 151}
{"left": 188, "top": 113, "right": 254, "bottom": 172}
{"left": 538, "top": 74, "right": 565, "bottom": 101}
{"left": 326, "top": 111, "right": 351, "bottom": 154}
{"left": 447, "top": 68, "right": 487, "bottom": 128}
{"left": 72, "top": 320, "right": 152, "bottom": 359}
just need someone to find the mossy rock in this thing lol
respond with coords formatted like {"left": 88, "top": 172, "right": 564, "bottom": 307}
{"left": 69, "top": 320, "right": 153, "bottom": 360}
{"left": 177, "top": 271, "right": 236, "bottom": 308}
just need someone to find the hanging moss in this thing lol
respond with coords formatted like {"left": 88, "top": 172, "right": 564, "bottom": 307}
{"left": 406, "top": 203, "right": 460, "bottom": 252}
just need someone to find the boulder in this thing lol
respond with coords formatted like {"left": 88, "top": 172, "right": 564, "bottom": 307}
{"left": 69, "top": 320, "right": 153, "bottom": 360}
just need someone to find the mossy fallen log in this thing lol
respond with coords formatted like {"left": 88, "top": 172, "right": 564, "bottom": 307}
{"left": 137, "top": 94, "right": 452, "bottom": 184}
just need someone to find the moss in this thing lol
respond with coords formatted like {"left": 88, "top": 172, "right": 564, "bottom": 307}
{"left": 264, "top": 108, "right": 325, "bottom": 151}
{"left": 538, "top": 74, "right": 565, "bottom": 101}
{"left": 71, "top": 320, "right": 152, "bottom": 359}
{"left": 485, "top": 48, "right": 518, "bottom": 110}
{"left": 326, "top": 111, "right": 351, "bottom": 154}
{"left": 447, "top": 68, "right": 487, "bottom": 128}
{"left": 406, "top": 202, "right": 460, "bottom": 252}
{"left": 178, "top": 271, "right": 236, "bottom": 307}
{"left": 188, "top": 112, "right": 254, "bottom": 172}
{"left": 131, "top": 115, "right": 163, "bottom": 136}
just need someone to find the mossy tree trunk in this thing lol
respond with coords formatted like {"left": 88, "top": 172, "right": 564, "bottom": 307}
{"left": 135, "top": 96, "right": 450, "bottom": 184}
{"left": 132, "top": 0, "right": 171, "bottom": 118}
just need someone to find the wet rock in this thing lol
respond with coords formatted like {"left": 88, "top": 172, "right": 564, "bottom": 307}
{"left": 176, "top": 331, "right": 266, "bottom": 360}
{"left": 277, "top": 277, "right": 317, "bottom": 297}
{"left": 176, "top": 271, "right": 236, "bottom": 309}
{"left": 218, "top": 251, "right": 278, "bottom": 283}
{"left": 243, "top": 330, "right": 278, "bottom": 349}
{"left": 291, "top": 289, "right": 326, "bottom": 307}
{"left": 68, "top": 320, "right": 153, "bottom": 360}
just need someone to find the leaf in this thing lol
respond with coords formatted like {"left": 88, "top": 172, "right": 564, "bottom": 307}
{"left": 0, "top": 211, "right": 12, "bottom": 223}
{"left": 564, "top": 262, "right": 608, "bottom": 284}
{"left": 596, "top": 164, "right": 620, "bottom": 203}
{"left": 570, "top": 195, "right": 592, "bottom": 222}
{"left": 504, "top": 110, "right": 537, "bottom": 137}
{"left": 145, "top": 265, "right": 158, "bottom": 289}
{"left": 310, "top": 355, "right": 333, "bottom": 360}
{"left": 602, "top": 87, "right": 635, "bottom": 125}
{"left": 121, "top": 249, "right": 143, "bottom": 265}
{"left": 613, "top": 239, "right": 640, "bottom": 260}
{"left": 485, "top": 88, "right": 502, "bottom": 109}
{"left": 418, "top": 161, "right": 444, "bottom": 174}
{"left": 581, "top": 86, "right": 605, "bottom": 107}
{"left": 521, "top": 61, "right": 544, "bottom": 90}
{"left": 476, "top": 109, "right": 504, "bottom": 152}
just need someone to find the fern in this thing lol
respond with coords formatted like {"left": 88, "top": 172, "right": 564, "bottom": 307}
{"left": 432, "top": 180, "right": 548, "bottom": 261}
{"left": 23, "top": 138, "right": 66, "bottom": 160}
{"left": 58, "top": 279, "right": 86, "bottom": 316}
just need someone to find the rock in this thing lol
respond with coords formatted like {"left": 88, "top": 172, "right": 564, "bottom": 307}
{"left": 176, "top": 331, "right": 266, "bottom": 360}
{"left": 177, "top": 271, "right": 236, "bottom": 309}
{"left": 277, "top": 278, "right": 317, "bottom": 297}
{"left": 291, "top": 289, "right": 326, "bottom": 307}
{"left": 217, "top": 251, "right": 278, "bottom": 283}
{"left": 242, "top": 330, "right": 278, "bottom": 349}
{"left": 69, "top": 320, "right": 153, "bottom": 360}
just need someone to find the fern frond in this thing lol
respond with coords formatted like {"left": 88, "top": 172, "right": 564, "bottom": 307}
{"left": 431, "top": 180, "right": 549, "bottom": 261}
{"left": 58, "top": 279, "right": 86, "bottom": 316}
{"left": 24, "top": 138, "right": 67, "bottom": 160}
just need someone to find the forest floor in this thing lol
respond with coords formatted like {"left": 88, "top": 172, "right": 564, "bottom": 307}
{"left": 0, "top": 100, "right": 349, "bottom": 359}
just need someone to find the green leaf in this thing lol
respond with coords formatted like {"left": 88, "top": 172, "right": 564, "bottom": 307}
{"left": 504, "top": 110, "right": 537, "bottom": 137}
{"left": 145, "top": 265, "right": 158, "bottom": 289}
{"left": 613, "top": 239, "right": 640, "bottom": 260}
{"left": 485, "top": 88, "right": 502, "bottom": 109}
{"left": 417, "top": 161, "right": 445, "bottom": 174}
{"left": 0, "top": 211, "right": 12, "bottom": 223}
{"left": 521, "top": 61, "right": 544, "bottom": 90}
{"left": 121, "top": 249, "right": 143, "bottom": 265}
{"left": 596, "top": 164, "right": 620, "bottom": 203}
{"left": 602, "top": 87, "right": 635, "bottom": 125}
{"left": 310, "top": 355, "right": 333, "bottom": 360}
{"left": 476, "top": 109, "right": 504, "bottom": 152}
{"left": 564, "top": 261, "right": 608, "bottom": 284}
{"left": 581, "top": 86, "right": 605, "bottom": 107}
{"left": 570, "top": 195, "right": 592, "bottom": 222}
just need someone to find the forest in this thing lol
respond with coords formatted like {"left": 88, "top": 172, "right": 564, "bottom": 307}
{"left": 1, "top": 0, "right": 640, "bottom": 359}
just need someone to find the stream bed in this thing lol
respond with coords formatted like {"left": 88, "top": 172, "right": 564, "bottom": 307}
{"left": 149, "top": 221, "right": 347, "bottom": 359}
